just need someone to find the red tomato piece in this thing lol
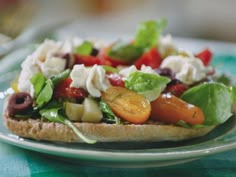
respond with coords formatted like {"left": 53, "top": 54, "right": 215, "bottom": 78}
{"left": 134, "top": 47, "right": 162, "bottom": 69}
{"left": 195, "top": 49, "right": 213, "bottom": 66}
{"left": 53, "top": 78, "right": 88, "bottom": 101}
{"left": 165, "top": 83, "right": 189, "bottom": 97}
{"left": 73, "top": 54, "right": 102, "bottom": 66}
{"left": 97, "top": 47, "right": 130, "bottom": 67}
{"left": 107, "top": 73, "right": 125, "bottom": 87}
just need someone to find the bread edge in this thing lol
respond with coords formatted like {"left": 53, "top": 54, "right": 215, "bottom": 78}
{"left": 3, "top": 97, "right": 216, "bottom": 143}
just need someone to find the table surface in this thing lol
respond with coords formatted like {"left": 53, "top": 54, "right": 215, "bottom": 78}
{"left": 1, "top": 140, "right": 236, "bottom": 177}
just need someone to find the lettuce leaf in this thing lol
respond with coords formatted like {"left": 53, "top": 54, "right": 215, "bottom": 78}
{"left": 107, "top": 41, "right": 143, "bottom": 62}
{"left": 75, "top": 41, "right": 93, "bottom": 55}
{"left": 107, "top": 19, "right": 167, "bottom": 62}
{"left": 30, "top": 73, "right": 46, "bottom": 97}
{"left": 125, "top": 71, "right": 170, "bottom": 101}
{"left": 99, "top": 100, "right": 120, "bottom": 124}
{"left": 102, "top": 65, "right": 119, "bottom": 73}
{"left": 232, "top": 86, "right": 236, "bottom": 103}
{"left": 32, "top": 69, "right": 70, "bottom": 108}
{"left": 36, "top": 79, "right": 54, "bottom": 108}
{"left": 50, "top": 69, "right": 70, "bottom": 86}
{"left": 181, "top": 82, "right": 234, "bottom": 125}
{"left": 135, "top": 19, "right": 167, "bottom": 49}
{"left": 40, "top": 108, "right": 96, "bottom": 144}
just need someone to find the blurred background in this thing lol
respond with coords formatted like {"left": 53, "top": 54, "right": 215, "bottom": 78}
{"left": 1, "top": 0, "right": 236, "bottom": 55}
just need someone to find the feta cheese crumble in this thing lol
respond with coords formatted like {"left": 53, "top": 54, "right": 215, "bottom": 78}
{"left": 160, "top": 55, "right": 208, "bottom": 85}
{"left": 17, "top": 40, "right": 70, "bottom": 95}
{"left": 119, "top": 65, "right": 157, "bottom": 78}
{"left": 70, "top": 64, "right": 111, "bottom": 97}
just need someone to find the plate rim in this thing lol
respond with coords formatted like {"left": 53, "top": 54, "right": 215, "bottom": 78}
{"left": 0, "top": 125, "right": 236, "bottom": 162}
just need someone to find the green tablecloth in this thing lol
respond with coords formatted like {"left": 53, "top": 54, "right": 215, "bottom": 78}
{"left": 1, "top": 141, "right": 236, "bottom": 177}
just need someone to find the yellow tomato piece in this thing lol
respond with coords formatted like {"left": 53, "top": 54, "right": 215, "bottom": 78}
{"left": 102, "top": 86, "right": 151, "bottom": 124}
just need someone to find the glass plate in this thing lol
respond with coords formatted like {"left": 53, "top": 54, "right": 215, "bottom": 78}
{"left": 0, "top": 40, "right": 236, "bottom": 168}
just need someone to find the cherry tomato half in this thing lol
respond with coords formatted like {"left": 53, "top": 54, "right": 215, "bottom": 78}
{"left": 107, "top": 73, "right": 125, "bottom": 87}
{"left": 102, "top": 86, "right": 151, "bottom": 124}
{"left": 151, "top": 93, "right": 205, "bottom": 125}
{"left": 134, "top": 47, "right": 162, "bottom": 69}
{"left": 53, "top": 78, "right": 88, "bottom": 101}
{"left": 195, "top": 49, "right": 212, "bottom": 66}
{"left": 73, "top": 54, "right": 102, "bottom": 66}
{"left": 165, "top": 83, "right": 189, "bottom": 97}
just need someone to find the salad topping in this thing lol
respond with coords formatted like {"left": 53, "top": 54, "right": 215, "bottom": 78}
{"left": 8, "top": 19, "right": 236, "bottom": 143}
{"left": 160, "top": 55, "right": 210, "bottom": 85}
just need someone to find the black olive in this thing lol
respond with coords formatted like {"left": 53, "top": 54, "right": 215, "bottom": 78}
{"left": 167, "top": 79, "right": 182, "bottom": 86}
{"left": 91, "top": 48, "right": 99, "bottom": 56}
{"left": 7, "top": 92, "right": 33, "bottom": 117}
{"left": 155, "top": 67, "right": 175, "bottom": 79}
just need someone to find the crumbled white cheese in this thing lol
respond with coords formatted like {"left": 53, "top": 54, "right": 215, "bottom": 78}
{"left": 70, "top": 64, "right": 111, "bottom": 97}
{"left": 119, "top": 65, "right": 157, "bottom": 78}
{"left": 158, "top": 35, "right": 176, "bottom": 58}
{"left": 160, "top": 55, "right": 208, "bottom": 85}
{"left": 41, "top": 57, "right": 66, "bottom": 77}
{"left": 17, "top": 55, "right": 41, "bottom": 95}
{"left": 17, "top": 39, "right": 71, "bottom": 95}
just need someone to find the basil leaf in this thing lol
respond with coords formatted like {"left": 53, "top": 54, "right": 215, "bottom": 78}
{"left": 177, "top": 120, "right": 207, "bottom": 129}
{"left": 30, "top": 73, "right": 46, "bottom": 97}
{"left": 36, "top": 79, "right": 54, "bottom": 108}
{"left": 232, "top": 86, "right": 236, "bottom": 102}
{"left": 214, "top": 74, "right": 231, "bottom": 86}
{"left": 99, "top": 100, "right": 120, "bottom": 124}
{"left": 106, "top": 19, "right": 167, "bottom": 62}
{"left": 125, "top": 71, "right": 170, "bottom": 101}
{"left": 75, "top": 41, "right": 93, "bottom": 55}
{"left": 34, "top": 70, "right": 70, "bottom": 108}
{"left": 108, "top": 41, "right": 143, "bottom": 62}
{"left": 40, "top": 108, "right": 65, "bottom": 123}
{"left": 40, "top": 108, "right": 96, "bottom": 144}
{"left": 181, "top": 82, "right": 233, "bottom": 125}
{"left": 135, "top": 19, "right": 167, "bottom": 49}
{"left": 102, "top": 65, "right": 119, "bottom": 73}
{"left": 50, "top": 69, "right": 70, "bottom": 86}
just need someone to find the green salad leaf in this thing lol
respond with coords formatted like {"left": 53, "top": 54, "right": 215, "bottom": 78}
{"left": 50, "top": 69, "right": 70, "bottom": 86}
{"left": 181, "top": 82, "right": 234, "bottom": 125}
{"left": 75, "top": 41, "right": 93, "bottom": 55}
{"left": 125, "top": 71, "right": 170, "bottom": 101}
{"left": 32, "top": 69, "right": 71, "bottom": 108}
{"left": 40, "top": 108, "right": 96, "bottom": 144}
{"left": 40, "top": 108, "right": 64, "bottom": 123}
{"left": 36, "top": 79, "right": 54, "bottom": 108}
{"left": 99, "top": 100, "right": 120, "bottom": 124}
{"left": 231, "top": 86, "right": 236, "bottom": 103}
{"left": 213, "top": 74, "right": 231, "bottom": 86}
{"left": 135, "top": 18, "right": 167, "bottom": 49}
{"left": 102, "top": 65, "right": 119, "bottom": 73}
{"left": 107, "top": 19, "right": 167, "bottom": 62}
{"left": 107, "top": 41, "right": 143, "bottom": 62}
{"left": 30, "top": 73, "right": 46, "bottom": 97}
{"left": 177, "top": 120, "right": 208, "bottom": 129}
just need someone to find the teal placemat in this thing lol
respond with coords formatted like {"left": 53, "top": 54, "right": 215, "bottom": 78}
{"left": 1, "top": 141, "right": 236, "bottom": 177}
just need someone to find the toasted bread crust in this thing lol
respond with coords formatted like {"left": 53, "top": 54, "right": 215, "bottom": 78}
{"left": 3, "top": 98, "right": 215, "bottom": 143}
